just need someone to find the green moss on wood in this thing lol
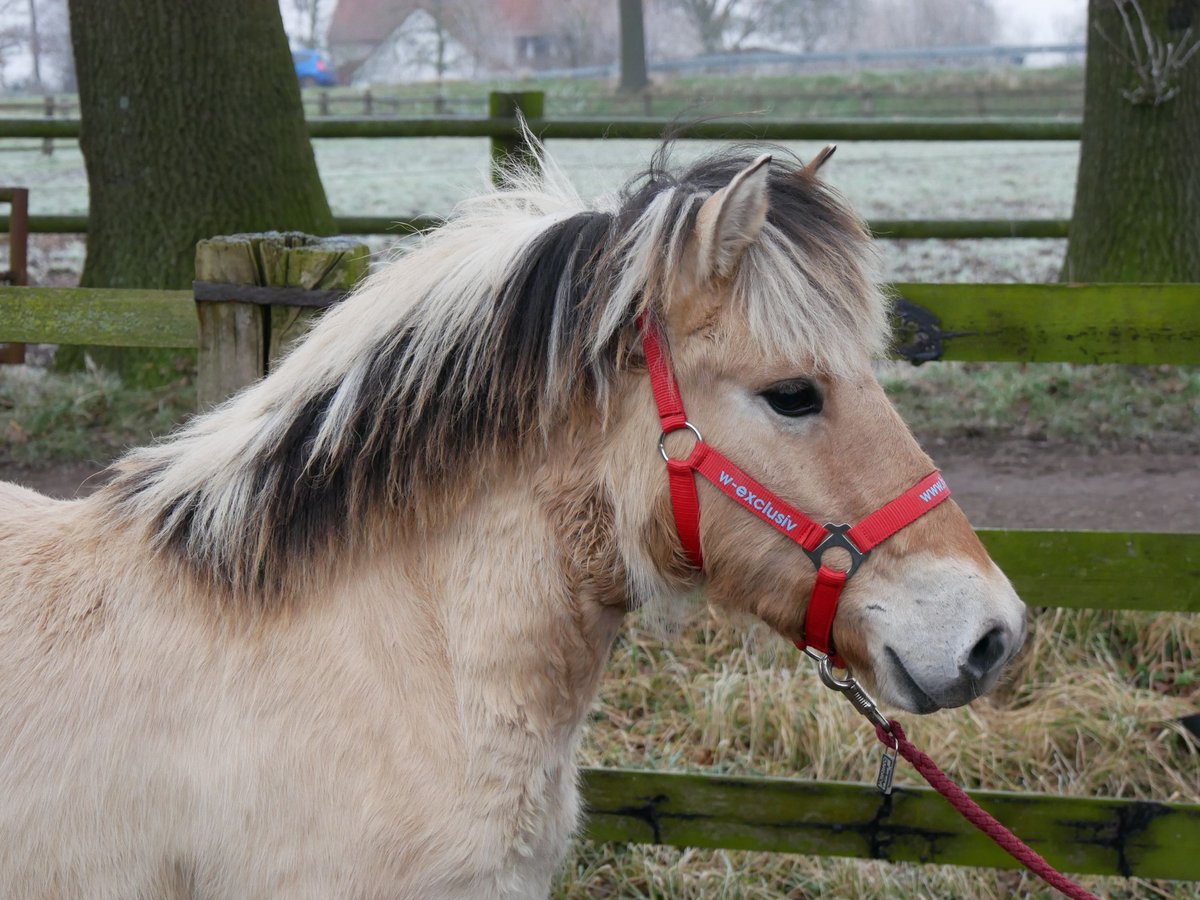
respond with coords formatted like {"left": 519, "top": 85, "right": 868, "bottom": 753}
{"left": 579, "top": 768, "right": 1200, "bottom": 879}
{"left": 893, "top": 282, "right": 1200, "bottom": 364}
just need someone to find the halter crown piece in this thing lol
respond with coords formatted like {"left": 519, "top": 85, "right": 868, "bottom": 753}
{"left": 639, "top": 317, "right": 952, "bottom": 667}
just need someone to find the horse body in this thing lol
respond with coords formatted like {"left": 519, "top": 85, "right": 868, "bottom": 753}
{"left": 0, "top": 463, "right": 623, "bottom": 897}
{"left": 0, "top": 146, "right": 1025, "bottom": 896}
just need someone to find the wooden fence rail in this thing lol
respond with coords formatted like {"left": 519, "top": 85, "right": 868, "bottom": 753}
{"left": 580, "top": 768, "right": 1200, "bottom": 880}
{"left": 0, "top": 114, "right": 1084, "bottom": 143}
{"left": 4, "top": 283, "right": 1197, "bottom": 366}
{"left": 0, "top": 84, "right": 1086, "bottom": 121}
{"left": 0, "top": 187, "right": 27, "bottom": 363}
{"left": 1, "top": 214, "right": 1073, "bottom": 241}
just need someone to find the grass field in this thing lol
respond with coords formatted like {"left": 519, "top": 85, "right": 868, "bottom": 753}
{"left": 1, "top": 65, "right": 1197, "bottom": 897}
{"left": 287, "top": 65, "right": 1085, "bottom": 118}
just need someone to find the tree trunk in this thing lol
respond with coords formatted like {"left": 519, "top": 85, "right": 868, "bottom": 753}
{"left": 64, "top": 0, "right": 334, "bottom": 382}
{"left": 618, "top": 0, "right": 649, "bottom": 94}
{"left": 1063, "top": 0, "right": 1200, "bottom": 282}
{"left": 70, "top": 0, "right": 333, "bottom": 288}
{"left": 27, "top": 0, "right": 42, "bottom": 90}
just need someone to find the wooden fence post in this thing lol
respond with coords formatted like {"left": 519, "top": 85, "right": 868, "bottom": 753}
{"left": 0, "top": 187, "right": 29, "bottom": 364}
{"left": 194, "top": 233, "right": 369, "bottom": 410}
{"left": 261, "top": 233, "right": 368, "bottom": 364}
{"left": 41, "top": 96, "right": 54, "bottom": 156}
{"left": 488, "top": 90, "right": 544, "bottom": 185}
{"left": 194, "top": 235, "right": 266, "bottom": 409}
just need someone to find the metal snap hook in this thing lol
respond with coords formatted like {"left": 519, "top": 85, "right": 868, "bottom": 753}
{"left": 806, "top": 651, "right": 894, "bottom": 738}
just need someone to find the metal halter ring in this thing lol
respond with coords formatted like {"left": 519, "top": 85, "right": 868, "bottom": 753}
{"left": 658, "top": 422, "right": 703, "bottom": 462}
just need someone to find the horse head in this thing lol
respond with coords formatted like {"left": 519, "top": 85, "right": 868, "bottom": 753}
{"left": 601, "top": 149, "right": 1027, "bottom": 713}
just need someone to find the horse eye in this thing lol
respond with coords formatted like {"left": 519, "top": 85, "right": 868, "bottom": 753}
{"left": 761, "top": 380, "right": 823, "bottom": 418}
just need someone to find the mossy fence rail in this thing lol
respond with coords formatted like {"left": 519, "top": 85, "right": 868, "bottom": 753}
{"left": 0, "top": 90, "right": 1078, "bottom": 240}
{"left": 1, "top": 95, "right": 1197, "bottom": 883}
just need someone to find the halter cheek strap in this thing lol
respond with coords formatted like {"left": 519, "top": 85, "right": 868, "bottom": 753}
{"left": 641, "top": 318, "right": 952, "bottom": 667}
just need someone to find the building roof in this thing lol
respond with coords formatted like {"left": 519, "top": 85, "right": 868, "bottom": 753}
{"left": 328, "top": 0, "right": 552, "bottom": 47}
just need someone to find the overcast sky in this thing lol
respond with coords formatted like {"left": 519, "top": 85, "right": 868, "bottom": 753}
{"left": 1000, "top": 0, "right": 1085, "bottom": 43}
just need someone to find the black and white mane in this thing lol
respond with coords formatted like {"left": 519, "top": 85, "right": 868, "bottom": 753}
{"left": 102, "top": 145, "right": 885, "bottom": 598}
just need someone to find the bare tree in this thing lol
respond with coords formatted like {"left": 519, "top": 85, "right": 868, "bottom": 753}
{"left": 36, "top": 0, "right": 71, "bottom": 89}
{"left": 26, "top": 0, "right": 41, "bottom": 87}
{"left": 552, "top": 0, "right": 617, "bottom": 68}
{"left": 353, "top": 2, "right": 483, "bottom": 84}
{"left": 759, "top": 0, "right": 862, "bottom": 52}
{"left": 0, "top": 0, "right": 26, "bottom": 85}
{"left": 857, "top": 0, "right": 998, "bottom": 49}
{"left": 0, "top": 0, "right": 72, "bottom": 90}
{"left": 667, "top": 0, "right": 877, "bottom": 55}
{"left": 644, "top": 0, "right": 704, "bottom": 58}
{"left": 289, "top": 0, "right": 330, "bottom": 49}
{"left": 668, "top": 0, "right": 758, "bottom": 54}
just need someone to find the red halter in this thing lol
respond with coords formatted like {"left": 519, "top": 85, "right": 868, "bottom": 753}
{"left": 641, "top": 318, "right": 952, "bottom": 666}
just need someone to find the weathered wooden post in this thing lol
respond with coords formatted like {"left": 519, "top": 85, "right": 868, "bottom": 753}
{"left": 260, "top": 234, "right": 368, "bottom": 363}
{"left": 41, "top": 96, "right": 54, "bottom": 156}
{"left": 193, "top": 232, "right": 369, "bottom": 410}
{"left": 0, "top": 187, "right": 29, "bottom": 364}
{"left": 488, "top": 90, "right": 544, "bottom": 185}
{"left": 617, "top": 0, "right": 648, "bottom": 95}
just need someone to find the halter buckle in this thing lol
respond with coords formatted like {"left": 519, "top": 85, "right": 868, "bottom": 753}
{"left": 803, "top": 523, "right": 869, "bottom": 577}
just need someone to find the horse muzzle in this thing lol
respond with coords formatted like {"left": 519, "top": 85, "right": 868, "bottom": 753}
{"left": 871, "top": 563, "right": 1027, "bottom": 713}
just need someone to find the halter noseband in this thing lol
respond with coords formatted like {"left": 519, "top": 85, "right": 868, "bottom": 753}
{"left": 640, "top": 317, "right": 952, "bottom": 667}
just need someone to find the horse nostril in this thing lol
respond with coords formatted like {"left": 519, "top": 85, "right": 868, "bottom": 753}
{"left": 964, "top": 626, "right": 1009, "bottom": 679}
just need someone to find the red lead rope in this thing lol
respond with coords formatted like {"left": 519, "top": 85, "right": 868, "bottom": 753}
{"left": 641, "top": 317, "right": 1100, "bottom": 899}
{"left": 877, "top": 721, "right": 1101, "bottom": 900}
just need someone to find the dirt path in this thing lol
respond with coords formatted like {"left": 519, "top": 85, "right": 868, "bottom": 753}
{"left": 930, "top": 440, "right": 1198, "bottom": 533}
{"left": 3, "top": 439, "right": 1196, "bottom": 532}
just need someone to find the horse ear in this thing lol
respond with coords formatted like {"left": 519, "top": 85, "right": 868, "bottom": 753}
{"left": 692, "top": 153, "right": 772, "bottom": 282}
{"left": 801, "top": 144, "right": 836, "bottom": 177}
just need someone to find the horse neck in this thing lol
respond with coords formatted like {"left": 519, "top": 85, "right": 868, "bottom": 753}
{"left": 388, "top": 450, "right": 629, "bottom": 760}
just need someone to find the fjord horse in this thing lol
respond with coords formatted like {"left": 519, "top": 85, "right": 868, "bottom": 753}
{"left": 0, "top": 146, "right": 1025, "bottom": 897}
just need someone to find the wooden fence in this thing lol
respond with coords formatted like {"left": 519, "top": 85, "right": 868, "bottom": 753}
{"left": 0, "top": 80, "right": 1085, "bottom": 120}
{"left": 0, "top": 90, "right": 1080, "bottom": 240}
{"left": 0, "top": 275, "right": 1196, "bottom": 880}
{"left": 0, "top": 99, "right": 1196, "bottom": 883}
